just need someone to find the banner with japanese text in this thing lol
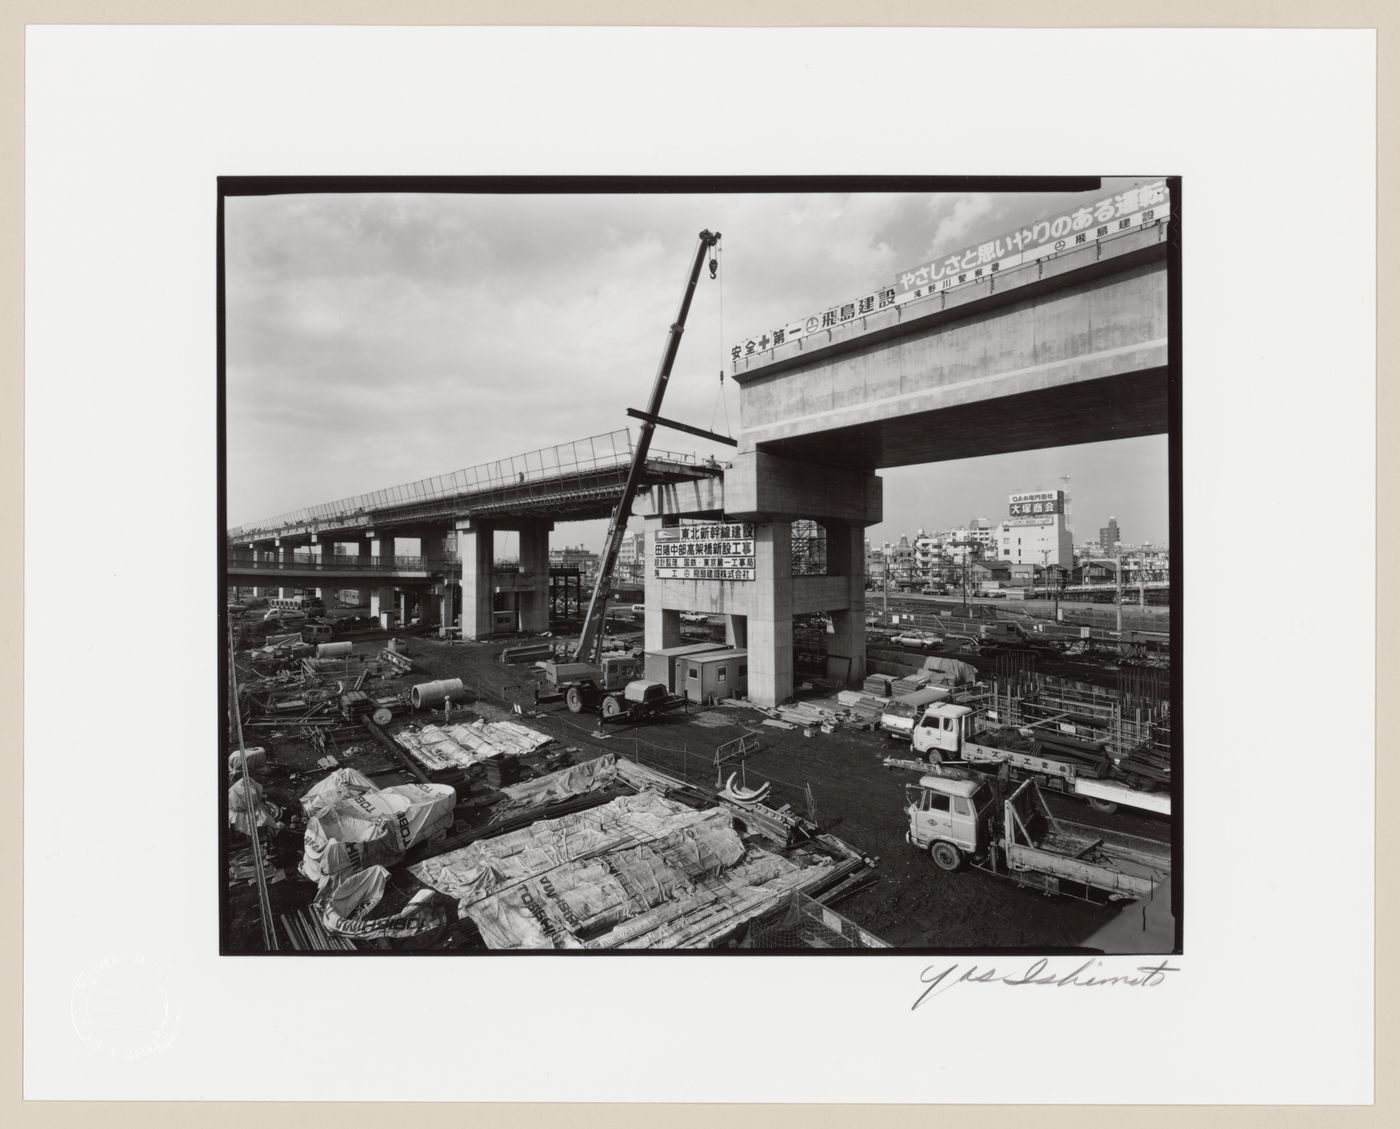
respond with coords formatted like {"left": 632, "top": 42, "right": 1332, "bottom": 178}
{"left": 653, "top": 522, "right": 755, "bottom": 581}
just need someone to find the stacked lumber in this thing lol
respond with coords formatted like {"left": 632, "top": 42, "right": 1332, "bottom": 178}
{"left": 863, "top": 674, "right": 894, "bottom": 698}
{"left": 482, "top": 757, "right": 522, "bottom": 789}
{"left": 721, "top": 798, "right": 807, "bottom": 848}
{"left": 338, "top": 691, "right": 375, "bottom": 722}
{"left": 773, "top": 702, "right": 838, "bottom": 728}
{"left": 892, "top": 672, "right": 931, "bottom": 694}
{"left": 279, "top": 908, "right": 356, "bottom": 952}
{"left": 500, "top": 643, "right": 553, "bottom": 664}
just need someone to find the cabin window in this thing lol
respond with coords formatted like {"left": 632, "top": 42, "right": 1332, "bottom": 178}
{"left": 718, "top": 668, "right": 727, "bottom": 683}
{"left": 942, "top": 716, "right": 955, "bottom": 731}
{"left": 952, "top": 797, "right": 972, "bottom": 816}
{"left": 928, "top": 793, "right": 951, "bottom": 813}
{"left": 688, "top": 668, "right": 699, "bottom": 679}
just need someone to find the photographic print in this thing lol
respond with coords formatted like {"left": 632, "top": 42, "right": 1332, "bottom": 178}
{"left": 220, "top": 178, "right": 1180, "bottom": 956}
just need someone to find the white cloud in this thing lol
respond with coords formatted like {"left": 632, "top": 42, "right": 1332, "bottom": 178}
{"left": 924, "top": 193, "right": 998, "bottom": 260}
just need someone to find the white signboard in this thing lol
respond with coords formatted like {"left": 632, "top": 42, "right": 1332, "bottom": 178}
{"left": 653, "top": 522, "right": 756, "bottom": 581}
{"left": 1009, "top": 490, "right": 1064, "bottom": 517}
{"left": 1005, "top": 516, "right": 1055, "bottom": 528}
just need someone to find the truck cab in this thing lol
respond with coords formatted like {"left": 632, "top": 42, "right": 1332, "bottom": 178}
{"left": 911, "top": 702, "right": 976, "bottom": 761}
{"left": 905, "top": 771, "right": 999, "bottom": 871}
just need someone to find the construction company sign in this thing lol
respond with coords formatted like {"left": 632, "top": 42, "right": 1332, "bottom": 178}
{"left": 1008, "top": 491, "right": 1064, "bottom": 518}
{"left": 653, "top": 522, "right": 755, "bottom": 581}
{"left": 1005, "top": 516, "right": 1055, "bottom": 528}
{"left": 730, "top": 180, "right": 1169, "bottom": 365}
{"left": 729, "top": 287, "right": 901, "bottom": 364}
{"left": 894, "top": 180, "right": 1170, "bottom": 297}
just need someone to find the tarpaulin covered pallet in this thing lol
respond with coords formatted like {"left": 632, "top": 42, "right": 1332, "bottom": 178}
{"left": 409, "top": 789, "right": 833, "bottom": 950}
{"left": 396, "top": 719, "right": 553, "bottom": 772}
{"left": 299, "top": 767, "right": 457, "bottom": 887}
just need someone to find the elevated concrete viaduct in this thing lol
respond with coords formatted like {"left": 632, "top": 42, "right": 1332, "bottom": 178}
{"left": 228, "top": 203, "right": 1172, "bottom": 707}
{"left": 227, "top": 431, "right": 718, "bottom": 636}
{"left": 646, "top": 217, "right": 1171, "bottom": 705}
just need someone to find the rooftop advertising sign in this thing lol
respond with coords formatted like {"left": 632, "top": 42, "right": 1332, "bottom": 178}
{"left": 1008, "top": 491, "right": 1064, "bottom": 517}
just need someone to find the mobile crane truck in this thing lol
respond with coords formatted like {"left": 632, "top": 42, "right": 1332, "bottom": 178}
{"left": 540, "top": 229, "right": 723, "bottom": 721}
{"left": 904, "top": 764, "right": 1170, "bottom": 903}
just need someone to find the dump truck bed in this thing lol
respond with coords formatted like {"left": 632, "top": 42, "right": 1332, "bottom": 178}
{"left": 1001, "top": 780, "right": 1170, "bottom": 899}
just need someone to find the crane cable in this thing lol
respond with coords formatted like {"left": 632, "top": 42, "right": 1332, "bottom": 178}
{"left": 709, "top": 239, "right": 732, "bottom": 439}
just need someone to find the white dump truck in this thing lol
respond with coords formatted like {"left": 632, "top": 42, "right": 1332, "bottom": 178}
{"left": 909, "top": 702, "right": 1170, "bottom": 816}
{"left": 904, "top": 766, "right": 1171, "bottom": 902}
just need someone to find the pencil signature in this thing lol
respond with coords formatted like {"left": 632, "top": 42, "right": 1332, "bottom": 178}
{"left": 912, "top": 958, "right": 1181, "bottom": 1009}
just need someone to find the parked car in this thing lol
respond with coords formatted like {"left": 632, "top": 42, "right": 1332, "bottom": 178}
{"left": 891, "top": 628, "right": 944, "bottom": 651}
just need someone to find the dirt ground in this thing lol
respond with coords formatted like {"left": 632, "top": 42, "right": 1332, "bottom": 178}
{"left": 225, "top": 623, "right": 1174, "bottom": 953}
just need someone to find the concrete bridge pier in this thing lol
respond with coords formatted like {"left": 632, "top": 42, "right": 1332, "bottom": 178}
{"left": 368, "top": 531, "right": 396, "bottom": 564}
{"left": 307, "top": 534, "right": 326, "bottom": 601}
{"left": 456, "top": 518, "right": 495, "bottom": 641}
{"left": 370, "top": 586, "right": 396, "bottom": 626}
{"left": 275, "top": 537, "right": 298, "bottom": 598}
{"left": 516, "top": 520, "right": 553, "bottom": 634}
{"left": 824, "top": 521, "right": 868, "bottom": 687}
{"left": 415, "top": 529, "right": 453, "bottom": 629}
{"left": 639, "top": 451, "right": 881, "bottom": 708}
{"left": 748, "top": 521, "right": 794, "bottom": 706}
{"left": 640, "top": 525, "right": 684, "bottom": 652}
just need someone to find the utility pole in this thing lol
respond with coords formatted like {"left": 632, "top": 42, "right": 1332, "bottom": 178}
{"left": 882, "top": 546, "right": 890, "bottom": 623}
{"left": 1115, "top": 542, "right": 1123, "bottom": 634}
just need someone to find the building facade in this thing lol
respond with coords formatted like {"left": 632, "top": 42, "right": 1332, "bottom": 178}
{"left": 996, "top": 490, "right": 1074, "bottom": 567}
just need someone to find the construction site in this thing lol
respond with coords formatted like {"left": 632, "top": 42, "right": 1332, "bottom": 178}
{"left": 224, "top": 585, "right": 1174, "bottom": 954}
{"left": 224, "top": 217, "right": 1178, "bottom": 955}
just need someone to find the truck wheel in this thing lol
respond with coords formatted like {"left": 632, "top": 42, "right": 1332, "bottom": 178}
{"left": 930, "top": 842, "right": 963, "bottom": 871}
{"left": 1087, "top": 798, "right": 1119, "bottom": 814}
{"left": 602, "top": 695, "right": 622, "bottom": 719}
{"left": 565, "top": 687, "right": 584, "bottom": 713}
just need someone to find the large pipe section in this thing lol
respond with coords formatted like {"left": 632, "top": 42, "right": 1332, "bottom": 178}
{"left": 317, "top": 641, "right": 353, "bottom": 658}
{"left": 411, "top": 678, "right": 466, "bottom": 710}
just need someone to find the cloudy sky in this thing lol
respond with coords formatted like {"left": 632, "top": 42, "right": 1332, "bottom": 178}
{"left": 225, "top": 180, "right": 1169, "bottom": 553}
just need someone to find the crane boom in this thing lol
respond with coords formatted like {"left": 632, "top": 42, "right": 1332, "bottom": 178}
{"left": 572, "top": 228, "right": 721, "bottom": 664}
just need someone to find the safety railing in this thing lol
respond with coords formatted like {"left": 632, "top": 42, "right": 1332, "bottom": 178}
{"left": 226, "top": 550, "right": 454, "bottom": 573}
{"left": 227, "top": 431, "right": 712, "bottom": 541}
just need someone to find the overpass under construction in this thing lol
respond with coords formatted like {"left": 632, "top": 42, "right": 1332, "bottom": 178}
{"left": 227, "top": 429, "right": 720, "bottom": 632}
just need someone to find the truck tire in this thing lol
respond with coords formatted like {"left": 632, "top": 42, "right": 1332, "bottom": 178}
{"left": 930, "top": 841, "right": 963, "bottom": 871}
{"left": 601, "top": 695, "right": 622, "bottom": 719}
{"left": 565, "top": 686, "right": 584, "bottom": 713}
